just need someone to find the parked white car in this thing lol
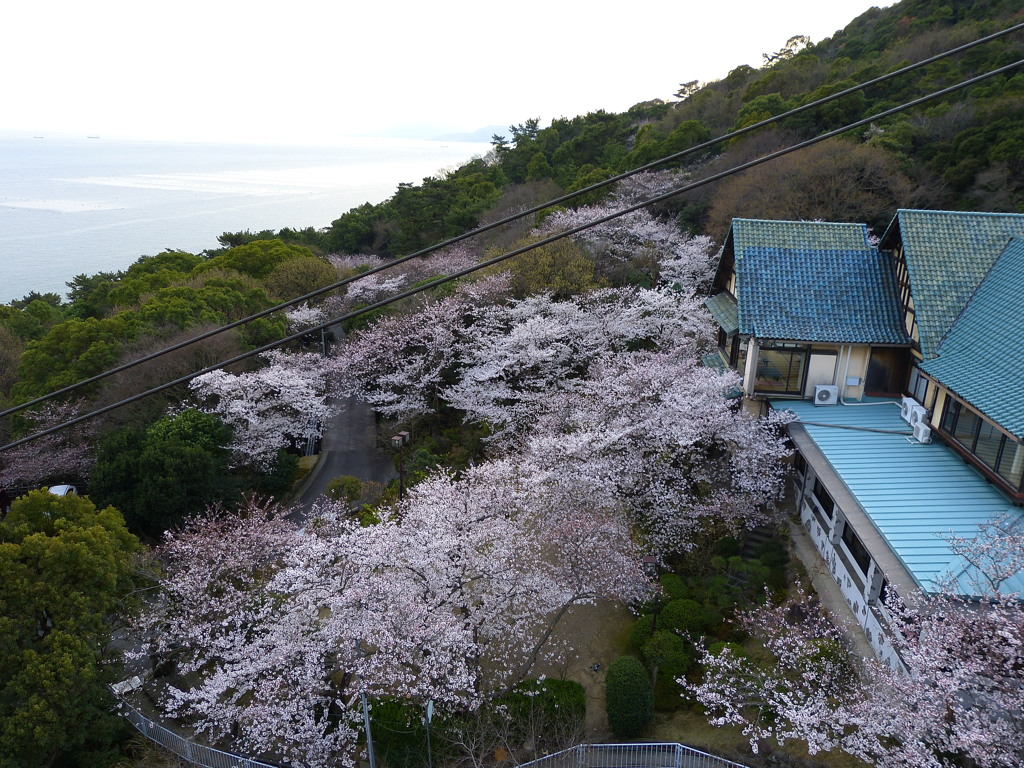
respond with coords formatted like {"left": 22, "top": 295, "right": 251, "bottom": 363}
{"left": 46, "top": 484, "right": 77, "bottom": 496}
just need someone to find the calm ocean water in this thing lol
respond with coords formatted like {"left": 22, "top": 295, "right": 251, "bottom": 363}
{"left": 0, "top": 135, "right": 491, "bottom": 303}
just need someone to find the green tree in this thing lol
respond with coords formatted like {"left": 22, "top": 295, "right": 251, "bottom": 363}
{"left": 261, "top": 256, "right": 338, "bottom": 301}
{"left": 0, "top": 491, "right": 141, "bottom": 767}
{"left": 487, "top": 237, "right": 607, "bottom": 300}
{"left": 194, "top": 239, "right": 316, "bottom": 280}
{"left": 89, "top": 410, "right": 236, "bottom": 536}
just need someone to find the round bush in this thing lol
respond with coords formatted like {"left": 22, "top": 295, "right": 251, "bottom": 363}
{"left": 627, "top": 614, "right": 655, "bottom": 653}
{"left": 659, "top": 573, "right": 689, "bottom": 600}
{"left": 660, "top": 599, "right": 715, "bottom": 636}
{"left": 605, "top": 656, "right": 653, "bottom": 739}
{"left": 325, "top": 475, "right": 362, "bottom": 504}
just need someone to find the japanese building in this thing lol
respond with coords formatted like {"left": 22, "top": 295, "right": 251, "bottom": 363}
{"left": 707, "top": 210, "right": 1024, "bottom": 664}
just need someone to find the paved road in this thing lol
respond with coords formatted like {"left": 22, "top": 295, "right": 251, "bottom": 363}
{"left": 294, "top": 394, "right": 396, "bottom": 517}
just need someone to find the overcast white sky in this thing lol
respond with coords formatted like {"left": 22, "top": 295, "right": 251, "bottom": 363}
{"left": 2, "top": 0, "right": 896, "bottom": 145}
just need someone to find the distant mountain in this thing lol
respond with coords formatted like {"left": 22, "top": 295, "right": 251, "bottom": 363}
{"left": 363, "top": 124, "right": 507, "bottom": 143}
{"left": 433, "top": 126, "right": 509, "bottom": 143}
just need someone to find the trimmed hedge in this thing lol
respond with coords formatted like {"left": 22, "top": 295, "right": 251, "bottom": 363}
{"left": 605, "top": 656, "right": 652, "bottom": 739}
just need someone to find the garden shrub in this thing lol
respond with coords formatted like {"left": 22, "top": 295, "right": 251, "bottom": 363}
{"left": 605, "top": 656, "right": 653, "bottom": 739}
{"left": 659, "top": 572, "right": 689, "bottom": 600}
{"left": 627, "top": 614, "right": 655, "bottom": 653}
{"left": 660, "top": 599, "right": 716, "bottom": 636}
{"left": 325, "top": 474, "right": 363, "bottom": 504}
{"left": 642, "top": 631, "right": 692, "bottom": 679}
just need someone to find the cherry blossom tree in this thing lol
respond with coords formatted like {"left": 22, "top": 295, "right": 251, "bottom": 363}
{"left": 136, "top": 497, "right": 476, "bottom": 767}
{"left": 377, "top": 459, "right": 650, "bottom": 693}
{"left": 330, "top": 295, "right": 471, "bottom": 420}
{"left": 135, "top": 469, "right": 650, "bottom": 766}
{"left": 285, "top": 302, "right": 328, "bottom": 332}
{"left": 687, "top": 574, "right": 1024, "bottom": 767}
{"left": 538, "top": 203, "right": 714, "bottom": 290}
{"left": 444, "top": 287, "right": 716, "bottom": 443}
{"left": 329, "top": 246, "right": 481, "bottom": 313}
{"left": 189, "top": 349, "right": 331, "bottom": 469}
{"left": 511, "top": 350, "right": 792, "bottom": 553}
{"left": 330, "top": 275, "right": 511, "bottom": 421}
{"left": 0, "top": 399, "right": 98, "bottom": 488}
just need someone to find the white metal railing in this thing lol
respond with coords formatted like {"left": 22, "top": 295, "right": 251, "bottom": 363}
{"left": 117, "top": 699, "right": 281, "bottom": 768}
{"left": 515, "top": 742, "right": 753, "bottom": 768}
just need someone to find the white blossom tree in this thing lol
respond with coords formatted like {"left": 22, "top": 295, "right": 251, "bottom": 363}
{"left": 444, "top": 287, "right": 716, "bottom": 443}
{"left": 538, "top": 203, "right": 714, "bottom": 290}
{"left": 189, "top": 349, "right": 331, "bottom": 468}
{"left": 0, "top": 400, "right": 97, "bottom": 488}
{"left": 686, "top": 553, "right": 1024, "bottom": 767}
{"left": 136, "top": 471, "right": 650, "bottom": 766}
{"left": 513, "top": 350, "right": 792, "bottom": 553}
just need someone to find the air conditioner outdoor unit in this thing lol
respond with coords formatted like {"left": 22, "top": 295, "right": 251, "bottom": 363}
{"left": 913, "top": 421, "right": 932, "bottom": 443}
{"left": 900, "top": 396, "right": 918, "bottom": 423}
{"left": 908, "top": 404, "right": 928, "bottom": 427}
{"left": 814, "top": 384, "right": 839, "bottom": 406}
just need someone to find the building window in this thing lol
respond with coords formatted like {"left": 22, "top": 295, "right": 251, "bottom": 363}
{"left": 907, "top": 367, "right": 928, "bottom": 402}
{"left": 841, "top": 524, "right": 872, "bottom": 576}
{"left": 940, "top": 394, "right": 1024, "bottom": 494}
{"left": 998, "top": 441, "right": 1024, "bottom": 490}
{"left": 975, "top": 421, "right": 1003, "bottom": 470}
{"left": 812, "top": 477, "right": 834, "bottom": 518}
{"left": 954, "top": 407, "right": 981, "bottom": 448}
{"left": 755, "top": 343, "right": 808, "bottom": 395}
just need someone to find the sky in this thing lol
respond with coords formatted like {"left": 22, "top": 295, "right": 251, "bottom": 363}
{"left": 2, "top": 0, "right": 897, "bottom": 145}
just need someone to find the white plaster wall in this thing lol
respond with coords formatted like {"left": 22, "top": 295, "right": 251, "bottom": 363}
{"left": 800, "top": 500, "right": 899, "bottom": 666}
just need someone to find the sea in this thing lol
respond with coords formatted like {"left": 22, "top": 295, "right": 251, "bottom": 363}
{"left": 0, "top": 134, "right": 492, "bottom": 304}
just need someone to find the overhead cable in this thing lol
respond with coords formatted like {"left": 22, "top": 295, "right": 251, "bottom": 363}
{"left": 2, "top": 56, "right": 1021, "bottom": 454}
{"left": 2, "top": 22, "right": 1020, "bottom": 420}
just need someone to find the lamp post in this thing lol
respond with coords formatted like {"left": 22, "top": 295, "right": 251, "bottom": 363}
{"left": 355, "top": 640, "right": 377, "bottom": 768}
{"left": 391, "top": 431, "right": 410, "bottom": 500}
{"left": 642, "top": 555, "right": 664, "bottom": 689}
{"left": 424, "top": 699, "right": 434, "bottom": 768}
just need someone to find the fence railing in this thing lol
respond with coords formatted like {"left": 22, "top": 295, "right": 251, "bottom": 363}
{"left": 515, "top": 743, "right": 753, "bottom": 768}
{"left": 118, "top": 699, "right": 282, "bottom": 768}
{"left": 118, "top": 697, "right": 748, "bottom": 768}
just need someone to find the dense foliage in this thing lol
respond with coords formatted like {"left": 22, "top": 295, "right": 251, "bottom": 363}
{"left": 0, "top": 492, "right": 140, "bottom": 768}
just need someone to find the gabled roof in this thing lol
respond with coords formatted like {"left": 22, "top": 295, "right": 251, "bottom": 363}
{"left": 727, "top": 219, "right": 906, "bottom": 344}
{"left": 920, "top": 237, "right": 1024, "bottom": 439}
{"left": 880, "top": 210, "right": 1024, "bottom": 359}
{"left": 773, "top": 399, "right": 1024, "bottom": 598}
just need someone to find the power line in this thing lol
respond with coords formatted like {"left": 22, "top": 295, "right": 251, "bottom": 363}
{"left": 2, "top": 56, "right": 1021, "bottom": 455}
{"left": 2, "top": 22, "right": 1020, "bottom": 420}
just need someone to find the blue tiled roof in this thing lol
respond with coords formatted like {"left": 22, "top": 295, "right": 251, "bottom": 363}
{"left": 920, "top": 238, "right": 1024, "bottom": 439}
{"left": 773, "top": 399, "right": 1024, "bottom": 598}
{"left": 728, "top": 219, "right": 906, "bottom": 343}
{"left": 704, "top": 292, "right": 739, "bottom": 335}
{"left": 735, "top": 246, "right": 907, "bottom": 343}
{"left": 881, "top": 210, "right": 1024, "bottom": 359}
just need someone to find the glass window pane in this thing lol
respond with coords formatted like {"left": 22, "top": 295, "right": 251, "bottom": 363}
{"left": 998, "top": 441, "right": 1024, "bottom": 491}
{"left": 756, "top": 345, "right": 806, "bottom": 394}
{"left": 974, "top": 422, "right": 1004, "bottom": 470}
{"left": 953, "top": 408, "right": 980, "bottom": 448}
{"left": 941, "top": 398, "right": 959, "bottom": 433}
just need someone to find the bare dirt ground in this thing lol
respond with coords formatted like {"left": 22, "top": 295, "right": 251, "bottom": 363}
{"left": 532, "top": 600, "right": 636, "bottom": 738}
